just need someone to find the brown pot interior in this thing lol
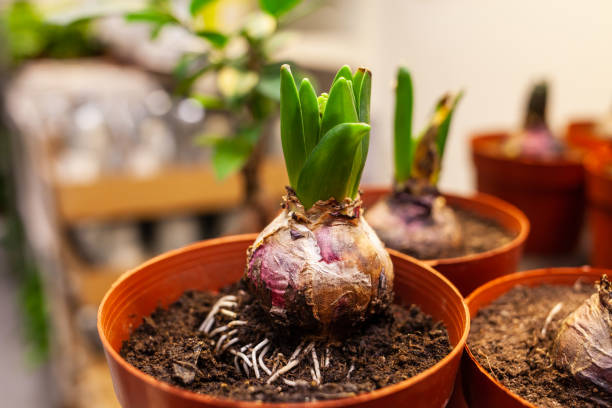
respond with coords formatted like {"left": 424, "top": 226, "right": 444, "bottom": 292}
{"left": 99, "top": 234, "right": 469, "bottom": 408}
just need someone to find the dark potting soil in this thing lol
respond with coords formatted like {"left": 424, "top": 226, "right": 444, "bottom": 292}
{"left": 469, "top": 282, "right": 612, "bottom": 408}
{"left": 120, "top": 282, "right": 452, "bottom": 403}
{"left": 415, "top": 207, "right": 516, "bottom": 260}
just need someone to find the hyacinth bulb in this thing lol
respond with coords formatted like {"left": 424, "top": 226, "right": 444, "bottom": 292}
{"left": 504, "top": 81, "right": 563, "bottom": 159}
{"left": 553, "top": 275, "right": 612, "bottom": 392}
{"left": 244, "top": 190, "right": 394, "bottom": 334}
{"left": 366, "top": 184, "right": 461, "bottom": 260}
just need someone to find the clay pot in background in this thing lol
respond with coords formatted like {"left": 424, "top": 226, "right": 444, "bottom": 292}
{"left": 566, "top": 120, "right": 610, "bottom": 154}
{"left": 98, "top": 234, "right": 469, "bottom": 408}
{"left": 462, "top": 267, "right": 605, "bottom": 408}
{"left": 361, "top": 187, "right": 529, "bottom": 296}
{"left": 471, "top": 132, "right": 584, "bottom": 254}
{"left": 585, "top": 148, "right": 612, "bottom": 268}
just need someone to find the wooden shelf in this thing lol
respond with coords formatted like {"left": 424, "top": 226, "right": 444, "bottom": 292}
{"left": 55, "top": 160, "right": 288, "bottom": 223}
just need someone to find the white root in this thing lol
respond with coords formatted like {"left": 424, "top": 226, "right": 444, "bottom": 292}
{"left": 229, "top": 349, "right": 253, "bottom": 367}
{"left": 283, "top": 378, "right": 296, "bottom": 386}
{"left": 346, "top": 363, "right": 354, "bottom": 380}
{"left": 214, "top": 329, "right": 238, "bottom": 354}
{"left": 220, "top": 309, "right": 237, "bottom": 318}
{"left": 251, "top": 339, "right": 270, "bottom": 379}
{"left": 220, "top": 337, "right": 240, "bottom": 354}
{"left": 233, "top": 353, "right": 241, "bottom": 374}
{"left": 324, "top": 347, "right": 330, "bottom": 368}
{"left": 208, "top": 325, "right": 228, "bottom": 337}
{"left": 311, "top": 347, "right": 321, "bottom": 384}
{"left": 259, "top": 345, "right": 272, "bottom": 375}
{"left": 198, "top": 295, "right": 238, "bottom": 333}
{"left": 228, "top": 320, "right": 248, "bottom": 327}
{"left": 267, "top": 359, "right": 300, "bottom": 384}
{"left": 310, "top": 367, "right": 318, "bottom": 383}
{"left": 541, "top": 302, "right": 564, "bottom": 338}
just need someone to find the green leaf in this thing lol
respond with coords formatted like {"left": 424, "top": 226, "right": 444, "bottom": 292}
{"left": 191, "top": 94, "right": 225, "bottom": 109}
{"left": 210, "top": 126, "right": 260, "bottom": 180}
{"left": 394, "top": 67, "right": 414, "bottom": 184}
{"left": 320, "top": 78, "right": 358, "bottom": 136}
{"left": 332, "top": 65, "right": 353, "bottom": 86}
{"left": 296, "top": 123, "right": 370, "bottom": 209}
{"left": 212, "top": 138, "right": 252, "bottom": 180}
{"left": 125, "top": 9, "right": 178, "bottom": 25}
{"left": 280, "top": 64, "right": 305, "bottom": 188}
{"left": 352, "top": 68, "right": 365, "bottom": 109}
{"left": 299, "top": 78, "right": 320, "bottom": 155}
{"left": 190, "top": 0, "right": 216, "bottom": 16}
{"left": 196, "top": 30, "right": 229, "bottom": 48}
{"left": 348, "top": 69, "right": 371, "bottom": 196}
{"left": 356, "top": 68, "right": 371, "bottom": 123}
{"left": 259, "top": 0, "right": 301, "bottom": 17}
{"left": 435, "top": 91, "right": 463, "bottom": 160}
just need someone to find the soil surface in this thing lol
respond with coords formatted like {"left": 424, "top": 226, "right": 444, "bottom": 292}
{"left": 469, "top": 281, "right": 612, "bottom": 408}
{"left": 413, "top": 207, "right": 515, "bottom": 260}
{"left": 121, "top": 282, "right": 451, "bottom": 403}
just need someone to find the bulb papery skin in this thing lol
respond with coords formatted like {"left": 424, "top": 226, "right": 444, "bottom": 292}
{"left": 503, "top": 126, "right": 564, "bottom": 160}
{"left": 244, "top": 190, "right": 394, "bottom": 334}
{"left": 553, "top": 276, "right": 612, "bottom": 392}
{"left": 365, "top": 188, "right": 461, "bottom": 260}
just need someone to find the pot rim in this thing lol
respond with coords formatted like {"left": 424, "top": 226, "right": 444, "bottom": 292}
{"left": 464, "top": 266, "right": 608, "bottom": 408}
{"left": 585, "top": 147, "right": 612, "bottom": 181}
{"left": 98, "top": 233, "right": 470, "bottom": 408}
{"left": 362, "top": 186, "right": 530, "bottom": 268}
{"left": 471, "top": 131, "right": 583, "bottom": 168}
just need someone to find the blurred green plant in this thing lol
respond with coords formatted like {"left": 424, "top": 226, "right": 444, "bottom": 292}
{"left": 1, "top": 1, "right": 103, "bottom": 66}
{"left": 125, "top": 0, "right": 315, "bottom": 214}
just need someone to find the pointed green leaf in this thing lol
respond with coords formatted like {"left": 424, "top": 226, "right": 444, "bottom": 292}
{"left": 320, "top": 78, "right": 358, "bottom": 136}
{"left": 296, "top": 123, "right": 370, "bottom": 209}
{"left": 436, "top": 91, "right": 463, "bottom": 160}
{"left": 357, "top": 68, "right": 371, "bottom": 123}
{"left": 190, "top": 0, "right": 216, "bottom": 16}
{"left": 332, "top": 65, "right": 353, "bottom": 86}
{"left": 259, "top": 0, "right": 301, "bottom": 17}
{"left": 394, "top": 67, "right": 414, "bottom": 183}
{"left": 280, "top": 64, "right": 305, "bottom": 188}
{"left": 299, "top": 78, "right": 320, "bottom": 155}
{"left": 352, "top": 68, "right": 365, "bottom": 108}
{"left": 196, "top": 30, "right": 229, "bottom": 48}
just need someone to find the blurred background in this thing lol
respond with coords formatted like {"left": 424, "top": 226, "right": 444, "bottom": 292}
{"left": 1, "top": 0, "right": 611, "bottom": 407}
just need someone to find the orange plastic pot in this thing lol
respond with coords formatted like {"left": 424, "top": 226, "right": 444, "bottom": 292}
{"left": 566, "top": 119, "right": 610, "bottom": 154}
{"left": 471, "top": 132, "right": 584, "bottom": 254}
{"left": 361, "top": 187, "right": 529, "bottom": 296}
{"left": 585, "top": 147, "right": 612, "bottom": 268}
{"left": 462, "top": 266, "right": 606, "bottom": 408}
{"left": 98, "top": 234, "right": 469, "bottom": 408}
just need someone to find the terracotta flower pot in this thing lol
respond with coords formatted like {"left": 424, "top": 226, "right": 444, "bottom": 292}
{"left": 566, "top": 119, "right": 610, "bottom": 154}
{"left": 462, "top": 266, "right": 606, "bottom": 408}
{"left": 361, "top": 187, "right": 529, "bottom": 296}
{"left": 471, "top": 132, "right": 585, "bottom": 254}
{"left": 585, "top": 147, "right": 612, "bottom": 268}
{"left": 98, "top": 234, "right": 469, "bottom": 408}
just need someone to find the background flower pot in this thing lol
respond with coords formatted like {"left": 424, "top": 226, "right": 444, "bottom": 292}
{"left": 566, "top": 120, "right": 610, "bottom": 154}
{"left": 471, "top": 132, "right": 584, "bottom": 254}
{"left": 98, "top": 234, "right": 469, "bottom": 408}
{"left": 462, "top": 266, "right": 606, "bottom": 408}
{"left": 361, "top": 187, "right": 529, "bottom": 296}
{"left": 585, "top": 148, "right": 612, "bottom": 268}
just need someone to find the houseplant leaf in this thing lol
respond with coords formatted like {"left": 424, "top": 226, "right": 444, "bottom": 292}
{"left": 299, "top": 78, "right": 320, "bottom": 155}
{"left": 280, "top": 64, "right": 305, "bottom": 187}
{"left": 320, "top": 77, "right": 358, "bottom": 136}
